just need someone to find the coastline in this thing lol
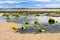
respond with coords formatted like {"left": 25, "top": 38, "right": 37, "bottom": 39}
{"left": 0, "top": 22, "right": 60, "bottom": 40}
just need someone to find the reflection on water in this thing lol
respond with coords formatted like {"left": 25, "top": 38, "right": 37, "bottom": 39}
{"left": 0, "top": 16, "right": 6, "bottom": 22}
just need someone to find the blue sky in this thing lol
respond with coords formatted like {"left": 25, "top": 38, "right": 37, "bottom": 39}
{"left": 0, "top": 0, "right": 60, "bottom": 8}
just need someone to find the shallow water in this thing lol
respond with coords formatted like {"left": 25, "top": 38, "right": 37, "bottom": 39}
{"left": 0, "top": 14, "right": 60, "bottom": 32}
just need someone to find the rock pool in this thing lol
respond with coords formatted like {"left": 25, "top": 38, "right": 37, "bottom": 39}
{"left": 0, "top": 14, "right": 60, "bottom": 33}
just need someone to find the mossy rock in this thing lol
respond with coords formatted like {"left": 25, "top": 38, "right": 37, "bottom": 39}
{"left": 39, "top": 29, "right": 46, "bottom": 33}
{"left": 7, "top": 19, "right": 13, "bottom": 23}
{"left": 56, "top": 21, "right": 58, "bottom": 23}
{"left": 21, "top": 26, "right": 26, "bottom": 29}
{"left": 36, "top": 14, "right": 40, "bottom": 16}
{"left": 2, "top": 14, "right": 9, "bottom": 17}
{"left": 16, "top": 15, "right": 20, "bottom": 17}
{"left": 6, "top": 17, "right": 10, "bottom": 19}
{"left": 6, "top": 18, "right": 13, "bottom": 23}
{"left": 13, "top": 14, "right": 20, "bottom": 17}
{"left": 34, "top": 21, "right": 40, "bottom": 27}
{"left": 11, "top": 26, "right": 18, "bottom": 30}
{"left": 48, "top": 18, "right": 55, "bottom": 24}
{"left": 21, "top": 25, "right": 30, "bottom": 29}
{"left": 44, "top": 24, "right": 48, "bottom": 26}
{"left": 34, "top": 24, "right": 39, "bottom": 27}
{"left": 25, "top": 21, "right": 30, "bottom": 24}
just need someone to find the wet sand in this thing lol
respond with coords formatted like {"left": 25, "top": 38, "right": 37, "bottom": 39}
{"left": 0, "top": 22, "right": 60, "bottom": 40}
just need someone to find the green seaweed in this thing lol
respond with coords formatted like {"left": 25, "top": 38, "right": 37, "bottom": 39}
{"left": 34, "top": 21, "right": 40, "bottom": 27}
{"left": 44, "top": 24, "right": 48, "bottom": 26}
{"left": 11, "top": 26, "right": 18, "bottom": 30}
{"left": 39, "top": 29, "right": 46, "bottom": 33}
{"left": 48, "top": 18, "right": 55, "bottom": 24}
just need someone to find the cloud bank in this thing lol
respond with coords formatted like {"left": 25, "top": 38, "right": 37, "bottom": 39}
{"left": 0, "top": 0, "right": 60, "bottom": 8}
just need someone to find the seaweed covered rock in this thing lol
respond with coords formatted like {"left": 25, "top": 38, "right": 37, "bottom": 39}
{"left": 2, "top": 14, "right": 9, "bottom": 17}
{"left": 36, "top": 14, "right": 40, "bottom": 16}
{"left": 25, "top": 21, "right": 30, "bottom": 25}
{"left": 11, "top": 26, "right": 18, "bottom": 30}
{"left": 44, "top": 24, "right": 48, "bottom": 26}
{"left": 39, "top": 29, "right": 46, "bottom": 33}
{"left": 21, "top": 26, "right": 26, "bottom": 29}
{"left": 56, "top": 21, "right": 58, "bottom": 23}
{"left": 34, "top": 21, "right": 40, "bottom": 27}
{"left": 6, "top": 18, "right": 13, "bottom": 23}
{"left": 48, "top": 18, "right": 55, "bottom": 24}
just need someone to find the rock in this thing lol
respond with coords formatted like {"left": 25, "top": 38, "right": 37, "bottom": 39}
{"left": 25, "top": 21, "right": 30, "bottom": 25}
{"left": 11, "top": 26, "right": 18, "bottom": 30}
{"left": 48, "top": 18, "right": 55, "bottom": 24}
{"left": 34, "top": 21, "right": 40, "bottom": 27}
{"left": 39, "top": 29, "right": 46, "bottom": 33}
{"left": 44, "top": 24, "right": 48, "bottom": 26}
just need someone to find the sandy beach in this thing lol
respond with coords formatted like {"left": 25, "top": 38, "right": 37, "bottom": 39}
{"left": 0, "top": 22, "right": 60, "bottom": 40}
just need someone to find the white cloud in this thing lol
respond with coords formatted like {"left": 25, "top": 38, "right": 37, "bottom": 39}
{"left": 0, "top": 0, "right": 52, "bottom": 4}
{"left": 15, "top": 6, "right": 21, "bottom": 8}
{"left": 30, "top": 0, "right": 51, "bottom": 2}
{"left": 44, "top": 4, "right": 60, "bottom": 8}
{"left": 0, "top": 0, "right": 27, "bottom": 3}
{"left": 0, "top": 5, "right": 22, "bottom": 8}
{"left": 0, "top": 1, "right": 20, "bottom": 3}
{"left": 0, "top": 6, "right": 9, "bottom": 8}
{"left": 35, "top": 4, "right": 42, "bottom": 6}
{"left": 55, "top": 0, "right": 60, "bottom": 1}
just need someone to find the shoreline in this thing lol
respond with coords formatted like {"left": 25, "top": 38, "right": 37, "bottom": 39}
{"left": 0, "top": 22, "right": 60, "bottom": 40}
